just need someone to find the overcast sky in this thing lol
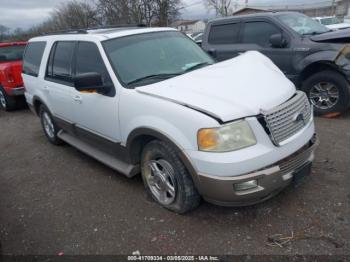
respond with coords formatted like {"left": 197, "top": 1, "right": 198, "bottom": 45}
{"left": 0, "top": 0, "right": 333, "bottom": 30}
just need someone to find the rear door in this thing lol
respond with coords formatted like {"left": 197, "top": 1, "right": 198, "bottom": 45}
{"left": 240, "top": 19, "right": 294, "bottom": 77}
{"left": 22, "top": 41, "right": 46, "bottom": 102}
{"left": 204, "top": 21, "right": 243, "bottom": 61}
{"left": 44, "top": 41, "right": 76, "bottom": 124}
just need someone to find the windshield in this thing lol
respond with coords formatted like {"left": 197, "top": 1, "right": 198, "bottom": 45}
{"left": 277, "top": 13, "right": 330, "bottom": 35}
{"left": 0, "top": 45, "right": 26, "bottom": 63}
{"left": 103, "top": 31, "right": 214, "bottom": 88}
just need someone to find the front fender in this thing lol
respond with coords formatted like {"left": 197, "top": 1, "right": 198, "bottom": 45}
{"left": 125, "top": 126, "right": 203, "bottom": 191}
{"left": 296, "top": 50, "right": 339, "bottom": 72}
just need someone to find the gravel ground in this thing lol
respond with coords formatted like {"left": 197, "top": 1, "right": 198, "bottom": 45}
{"left": 0, "top": 109, "right": 349, "bottom": 257}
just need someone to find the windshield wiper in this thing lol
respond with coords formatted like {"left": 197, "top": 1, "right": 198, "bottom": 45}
{"left": 126, "top": 73, "right": 180, "bottom": 87}
{"left": 183, "top": 62, "right": 212, "bottom": 73}
{"left": 303, "top": 30, "right": 331, "bottom": 36}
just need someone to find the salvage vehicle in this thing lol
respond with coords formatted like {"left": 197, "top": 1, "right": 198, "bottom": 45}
{"left": 23, "top": 27, "right": 317, "bottom": 213}
{"left": 202, "top": 12, "right": 350, "bottom": 115}
{"left": 313, "top": 16, "right": 350, "bottom": 30}
{"left": 0, "top": 42, "right": 27, "bottom": 111}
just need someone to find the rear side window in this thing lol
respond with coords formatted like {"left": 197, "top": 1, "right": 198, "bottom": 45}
{"left": 208, "top": 23, "right": 240, "bottom": 44}
{"left": 23, "top": 42, "right": 46, "bottom": 77}
{"left": 242, "top": 22, "right": 280, "bottom": 47}
{"left": 46, "top": 41, "right": 75, "bottom": 83}
{"left": 75, "top": 42, "right": 112, "bottom": 86}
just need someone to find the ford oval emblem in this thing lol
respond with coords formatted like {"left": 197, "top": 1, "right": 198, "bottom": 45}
{"left": 294, "top": 113, "right": 305, "bottom": 125}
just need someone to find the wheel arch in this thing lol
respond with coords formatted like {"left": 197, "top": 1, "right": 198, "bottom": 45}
{"left": 126, "top": 127, "right": 201, "bottom": 189}
{"left": 32, "top": 96, "right": 46, "bottom": 115}
{"left": 297, "top": 50, "right": 344, "bottom": 86}
{"left": 299, "top": 61, "right": 340, "bottom": 85}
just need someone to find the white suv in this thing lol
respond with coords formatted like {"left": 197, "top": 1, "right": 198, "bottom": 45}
{"left": 23, "top": 27, "right": 317, "bottom": 213}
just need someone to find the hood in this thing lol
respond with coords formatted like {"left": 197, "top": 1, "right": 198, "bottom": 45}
{"left": 136, "top": 51, "right": 295, "bottom": 122}
{"left": 326, "top": 23, "right": 350, "bottom": 30}
{"left": 310, "top": 28, "right": 350, "bottom": 43}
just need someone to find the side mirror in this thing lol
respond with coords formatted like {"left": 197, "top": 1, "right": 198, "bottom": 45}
{"left": 207, "top": 48, "right": 217, "bottom": 58}
{"left": 74, "top": 72, "right": 109, "bottom": 93}
{"left": 269, "top": 33, "right": 287, "bottom": 48}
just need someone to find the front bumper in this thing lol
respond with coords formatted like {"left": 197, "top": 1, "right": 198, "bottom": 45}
{"left": 197, "top": 135, "right": 318, "bottom": 206}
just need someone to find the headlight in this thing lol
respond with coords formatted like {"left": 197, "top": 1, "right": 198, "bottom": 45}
{"left": 197, "top": 120, "right": 257, "bottom": 152}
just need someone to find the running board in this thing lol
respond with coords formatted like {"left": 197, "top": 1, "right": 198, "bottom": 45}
{"left": 58, "top": 131, "right": 139, "bottom": 178}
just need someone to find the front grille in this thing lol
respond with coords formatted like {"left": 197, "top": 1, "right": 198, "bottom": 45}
{"left": 262, "top": 91, "right": 312, "bottom": 145}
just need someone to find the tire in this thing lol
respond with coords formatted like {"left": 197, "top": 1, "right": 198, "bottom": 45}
{"left": 39, "top": 105, "right": 63, "bottom": 145}
{"left": 0, "top": 86, "right": 17, "bottom": 111}
{"left": 301, "top": 70, "right": 350, "bottom": 116}
{"left": 141, "top": 140, "right": 201, "bottom": 213}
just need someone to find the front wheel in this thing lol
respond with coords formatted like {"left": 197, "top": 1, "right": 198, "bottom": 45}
{"left": 302, "top": 70, "right": 350, "bottom": 116}
{"left": 141, "top": 140, "right": 201, "bottom": 213}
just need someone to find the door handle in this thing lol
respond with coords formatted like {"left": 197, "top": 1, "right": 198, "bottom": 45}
{"left": 73, "top": 95, "right": 82, "bottom": 103}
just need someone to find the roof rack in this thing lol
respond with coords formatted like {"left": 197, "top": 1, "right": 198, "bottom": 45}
{"left": 42, "top": 29, "right": 88, "bottom": 36}
{"left": 41, "top": 24, "right": 148, "bottom": 36}
{"left": 87, "top": 24, "right": 147, "bottom": 30}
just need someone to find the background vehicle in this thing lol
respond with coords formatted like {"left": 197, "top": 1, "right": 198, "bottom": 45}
{"left": 0, "top": 42, "right": 27, "bottom": 111}
{"left": 23, "top": 27, "right": 316, "bottom": 213}
{"left": 313, "top": 16, "right": 350, "bottom": 30}
{"left": 192, "top": 32, "right": 204, "bottom": 45}
{"left": 202, "top": 12, "right": 350, "bottom": 115}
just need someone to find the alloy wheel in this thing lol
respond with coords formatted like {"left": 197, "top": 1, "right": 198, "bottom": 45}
{"left": 309, "top": 82, "right": 340, "bottom": 110}
{"left": 145, "top": 159, "right": 176, "bottom": 205}
{"left": 0, "top": 90, "right": 7, "bottom": 109}
{"left": 42, "top": 112, "right": 55, "bottom": 138}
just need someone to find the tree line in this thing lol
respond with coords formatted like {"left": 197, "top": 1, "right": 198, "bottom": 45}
{"left": 0, "top": 0, "right": 236, "bottom": 41}
{"left": 1, "top": 0, "right": 182, "bottom": 41}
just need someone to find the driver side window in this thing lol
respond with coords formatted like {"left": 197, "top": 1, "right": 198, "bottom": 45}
{"left": 75, "top": 42, "right": 113, "bottom": 87}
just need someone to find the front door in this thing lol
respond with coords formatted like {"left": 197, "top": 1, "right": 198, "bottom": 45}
{"left": 239, "top": 20, "right": 294, "bottom": 78}
{"left": 71, "top": 41, "right": 120, "bottom": 143}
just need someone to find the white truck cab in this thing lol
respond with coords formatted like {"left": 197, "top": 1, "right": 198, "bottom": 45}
{"left": 23, "top": 26, "right": 317, "bottom": 213}
{"left": 314, "top": 16, "right": 350, "bottom": 30}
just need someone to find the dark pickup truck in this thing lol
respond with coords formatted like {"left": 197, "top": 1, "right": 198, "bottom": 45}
{"left": 202, "top": 11, "right": 350, "bottom": 115}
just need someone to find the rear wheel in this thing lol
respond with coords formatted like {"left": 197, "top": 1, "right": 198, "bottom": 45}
{"left": 39, "top": 105, "right": 63, "bottom": 145}
{"left": 141, "top": 140, "right": 201, "bottom": 213}
{"left": 0, "top": 86, "right": 17, "bottom": 111}
{"left": 302, "top": 70, "right": 350, "bottom": 116}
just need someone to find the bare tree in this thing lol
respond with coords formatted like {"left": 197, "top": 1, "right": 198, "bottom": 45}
{"left": 97, "top": 0, "right": 132, "bottom": 25}
{"left": 154, "top": 0, "right": 182, "bottom": 26}
{"left": 205, "top": 0, "right": 232, "bottom": 17}
{"left": 129, "top": 0, "right": 158, "bottom": 26}
{"left": 97, "top": 0, "right": 182, "bottom": 26}
{"left": 52, "top": 0, "right": 102, "bottom": 29}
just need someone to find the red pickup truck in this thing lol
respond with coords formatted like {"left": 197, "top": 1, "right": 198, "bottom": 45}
{"left": 0, "top": 42, "right": 27, "bottom": 111}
